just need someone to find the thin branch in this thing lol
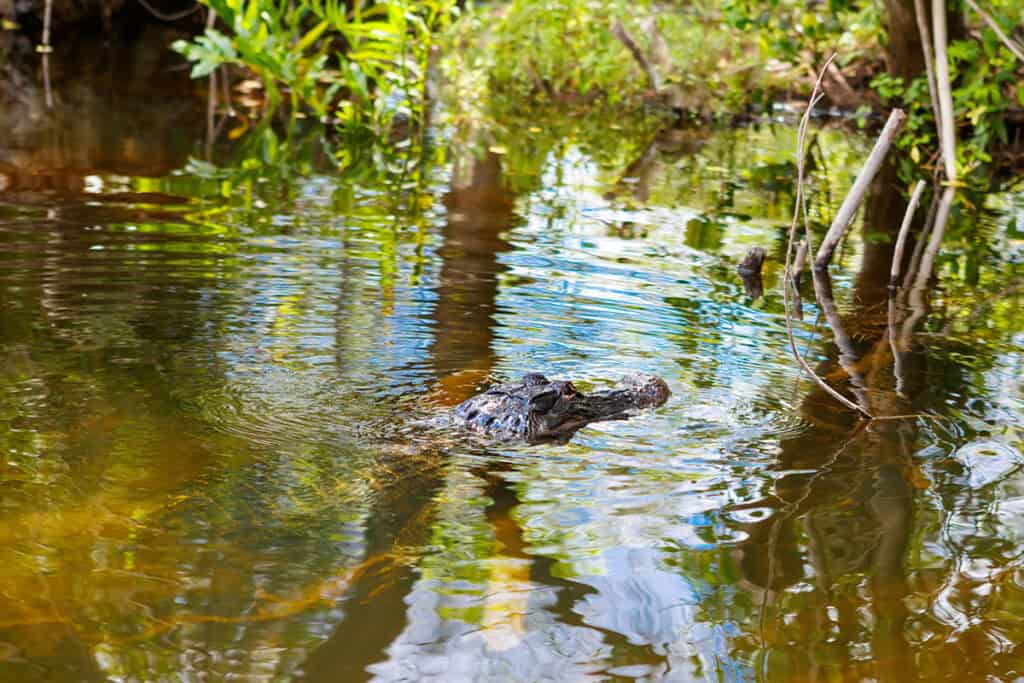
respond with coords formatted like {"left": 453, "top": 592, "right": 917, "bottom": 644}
{"left": 611, "top": 21, "right": 661, "bottom": 91}
{"left": 814, "top": 108, "right": 906, "bottom": 270}
{"left": 913, "top": 0, "right": 942, "bottom": 137}
{"left": 782, "top": 53, "right": 872, "bottom": 419}
{"left": 890, "top": 180, "right": 927, "bottom": 288}
{"left": 40, "top": 0, "right": 53, "bottom": 109}
{"left": 901, "top": 185, "right": 941, "bottom": 291}
{"left": 789, "top": 239, "right": 809, "bottom": 320}
{"left": 40, "top": 0, "right": 52, "bottom": 52}
{"left": 137, "top": 0, "right": 201, "bottom": 21}
{"left": 963, "top": 0, "right": 1024, "bottom": 63}
{"left": 932, "top": 0, "right": 958, "bottom": 183}
{"left": 911, "top": 186, "right": 955, "bottom": 291}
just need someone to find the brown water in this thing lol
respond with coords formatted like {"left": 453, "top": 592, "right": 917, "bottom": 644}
{"left": 2, "top": 31, "right": 1024, "bottom": 682}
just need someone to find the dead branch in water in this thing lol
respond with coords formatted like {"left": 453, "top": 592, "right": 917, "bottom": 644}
{"left": 782, "top": 54, "right": 872, "bottom": 419}
{"left": 890, "top": 180, "right": 927, "bottom": 288}
{"left": 932, "top": 0, "right": 958, "bottom": 183}
{"left": 911, "top": 186, "right": 955, "bottom": 291}
{"left": 902, "top": 186, "right": 940, "bottom": 290}
{"left": 814, "top": 108, "right": 906, "bottom": 270}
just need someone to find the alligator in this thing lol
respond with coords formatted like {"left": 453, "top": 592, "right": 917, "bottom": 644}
{"left": 454, "top": 372, "right": 670, "bottom": 441}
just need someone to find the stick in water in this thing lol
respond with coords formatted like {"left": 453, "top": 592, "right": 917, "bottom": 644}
{"left": 814, "top": 108, "right": 906, "bottom": 270}
{"left": 890, "top": 180, "right": 927, "bottom": 288}
{"left": 932, "top": 0, "right": 957, "bottom": 183}
{"left": 782, "top": 54, "right": 872, "bottom": 419}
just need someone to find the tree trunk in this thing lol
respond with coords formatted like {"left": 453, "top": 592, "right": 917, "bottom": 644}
{"left": 883, "top": 0, "right": 927, "bottom": 80}
{"left": 883, "top": 0, "right": 965, "bottom": 81}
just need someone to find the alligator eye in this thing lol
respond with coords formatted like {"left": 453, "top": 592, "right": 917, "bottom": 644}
{"left": 529, "top": 390, "right": 558, "bottom": 415}
{"left": 563, "top": 382, "right": 578, "bottom": 396}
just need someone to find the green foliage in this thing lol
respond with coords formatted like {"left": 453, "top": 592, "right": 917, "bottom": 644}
{"left": 870, "top": 14, "right": 1021, "bottom": 186}
{"left": 172, "top": 0, "right": 454, "bottom": 140}
{"left": 948, "top": 32, "right": 1016, "bottom": 176}
{"left": 172, "top": 0, "right": 1021, "bottom": 189}
{"left": 487, "top": 0, "right": 639, "bottom": 99}
{"left": 722, "top": 0, "right": 881, "bottom": 64}
{"left": 443, "top": 0, "right": 772, "bottom": 118}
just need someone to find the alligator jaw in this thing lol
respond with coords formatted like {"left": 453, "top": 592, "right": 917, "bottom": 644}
{"left": 567, "top": 374, "right": 671, "bottom": 424}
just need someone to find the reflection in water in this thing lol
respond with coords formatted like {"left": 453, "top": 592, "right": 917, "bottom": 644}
{"left": 300, "top": 150, "right": 519, "bottom": 681}
{"left": 2, "top": 31, "right": 1024, "bottom": 683}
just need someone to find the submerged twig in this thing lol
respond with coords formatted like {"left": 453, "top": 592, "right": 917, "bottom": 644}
{"left": 890, "top": 180, "right": 927, "bottom": 288}
{"left": 782, "top": 54, "right": 872, "bottom": 419}
{"left": 814, "top": 108, "right": 906, "bottom": 270}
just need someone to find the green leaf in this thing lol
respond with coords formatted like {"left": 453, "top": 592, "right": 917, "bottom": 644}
{"left": 295, "top": 20, "right": 329, "bottom": 52}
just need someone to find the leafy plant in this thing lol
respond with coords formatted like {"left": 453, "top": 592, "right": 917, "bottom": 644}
{"left": 173, "top": 0, "right": 454, "bottom": 141}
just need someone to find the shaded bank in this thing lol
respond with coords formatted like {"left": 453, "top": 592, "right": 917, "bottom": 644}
{"left": 0, "top": 24, "right": 203, "bottom": 196}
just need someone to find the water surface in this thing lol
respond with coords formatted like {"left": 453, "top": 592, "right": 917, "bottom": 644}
{"left": 1, "top": 33, "right": 1024, "bottom": 682}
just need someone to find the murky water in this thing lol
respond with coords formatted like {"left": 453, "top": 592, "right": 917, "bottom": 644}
{"left": 2, "top": 32, "right": 1024, "bottom": 682}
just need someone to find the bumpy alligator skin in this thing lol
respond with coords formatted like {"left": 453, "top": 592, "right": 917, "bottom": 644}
{"left": 454, "top": 373, "right": 670, "bottom": 440}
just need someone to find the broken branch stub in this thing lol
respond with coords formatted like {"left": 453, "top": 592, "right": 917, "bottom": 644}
{"left": 890, "top": 180, "right": 927, "bottom": 289}
{"left": 813, "top": 108, "right": 907, "bottom": 271}
{"left": 738, "top": 247, "right": 766, "bottom": 299}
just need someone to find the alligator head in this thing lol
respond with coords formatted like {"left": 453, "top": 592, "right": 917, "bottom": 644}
{"left": 454, "top": 372, "right": 670, "bottom": 441}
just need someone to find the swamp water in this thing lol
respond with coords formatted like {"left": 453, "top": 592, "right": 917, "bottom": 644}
{"left": 1, "top": 32, "right": 1024, "bottom": 682}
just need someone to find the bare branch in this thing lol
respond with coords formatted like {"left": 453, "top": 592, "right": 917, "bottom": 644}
{"left": 932, "top": 0, "right": 958, "bottom": 182}
{"left": 782, "top": 54, "right": 872, "bottom": 419}
{"left": 814, "top": 109, "right": 907, "bottom": 270}
{"left": 911, "top": 186, "right": 956, "bottom": 291}
{"left": 913, "top": 0, "right": 942, "bottom": 135}
{"left": 890, "top": 180, "right": 927, "bottom": 288}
